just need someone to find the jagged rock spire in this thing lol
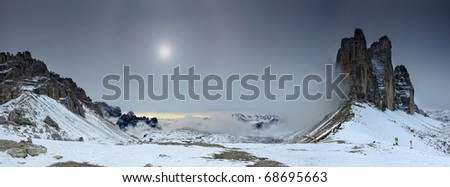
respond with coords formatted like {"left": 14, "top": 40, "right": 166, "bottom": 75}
{"left": 394, "top": 65, "right": 415, "bottom": 114}
{"left": 336, "top": 28, "right": 379, "bottom": 105}
{"left": 336, "top": 29, "right": 417, "bottom": 114}
{"left": 369, "top": 35, "right": 396, "bottom": 110}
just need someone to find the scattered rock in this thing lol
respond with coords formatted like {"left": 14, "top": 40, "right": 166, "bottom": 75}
{"left": 8, "top": 109, "right": 33, "bottom": 126}
{"left": 247, "top": 160, "right": 288, "bottom": 167}
{"left": 0, "top": 116, "right": 7, "bottom": 123}
{"left": 0, "top": 139, "right": 19, "bottom": 151}
{"left": 7, "top": 148, "right": 28, "bottom": 158}
{"left": 2, "top": 138, "right": 47, "bottom": 158}
{"left": 158, "top": 154, "right": 169, "bottom": 158}
{"left": 43, "top": 116, "right": 59, "bottom": 129}
{"left": 49, "top": 161, "right": 102, "bottom": 167}
{"left": 144, "top": 163, "right": 154, "bottom": 167}
{"left": 53, "top": 155, "right": 63, "bottom": 160}
{"left": 26, "top": 144, "right": 47, "bottom": 156}
{"left": 51, "top": 133, "right": 63, "bottom": 141}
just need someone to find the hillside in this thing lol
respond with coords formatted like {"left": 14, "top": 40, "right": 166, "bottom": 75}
{"left": 0, "top": 92, "right": 132, "bottom": 144}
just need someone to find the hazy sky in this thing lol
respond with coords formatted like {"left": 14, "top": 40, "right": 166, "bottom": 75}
{"left": 1, "top": 0, "right": 449, "bottom": 129}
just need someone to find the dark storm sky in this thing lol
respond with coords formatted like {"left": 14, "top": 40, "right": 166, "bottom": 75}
{"left": 1, "top": 0, "right": 449, "bottom": 117}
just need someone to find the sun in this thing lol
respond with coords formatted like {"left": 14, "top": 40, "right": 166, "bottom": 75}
{"left": 158, "top": 45, "right": 171, "bottom": 59}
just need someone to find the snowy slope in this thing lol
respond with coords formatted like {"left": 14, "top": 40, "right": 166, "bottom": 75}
{"left": 308, "top": 103, "right": 450, "bottom": 154}
{"left": 0, "top": 92, "right": 133, "bottom": 144}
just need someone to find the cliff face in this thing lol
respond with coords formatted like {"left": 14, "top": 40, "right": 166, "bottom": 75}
{"left": 394, "top": 65, "right": 415, "bottom": 114}
{"left": 0, "top": 51, "right": 116, "bottom": 117}
{"left": 369, "top": 36, "right": 396, "bottom": 110}
{"left": 336, "top": 29, "right": 377, "bottom": 102}
{"left": 336, "top": 29, "right": 416, "bottom": 114}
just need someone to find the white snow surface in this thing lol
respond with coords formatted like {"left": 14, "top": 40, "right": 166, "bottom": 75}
{"left": 330, "top": 103, "right": 450, "bottom": 155}
{"left": 1, "top": 93, "right": 450, "bottom": 166}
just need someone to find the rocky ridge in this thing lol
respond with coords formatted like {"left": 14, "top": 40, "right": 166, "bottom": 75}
{"left": 0, "top": 51, "right": 117, "bottom": 118}
{"left": 337, "top": 29, "right": 417, "bottom": 114}
{"left": 232, "top": 113, "right": 280, "bottom": 130}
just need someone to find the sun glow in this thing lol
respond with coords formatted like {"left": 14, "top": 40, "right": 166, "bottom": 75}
{"left": 158, "top": 45, "right": 171, "bottom": 59}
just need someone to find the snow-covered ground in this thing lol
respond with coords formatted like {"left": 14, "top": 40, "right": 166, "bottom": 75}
{"left": 1, "top": 93, "right": 450, "bottom": 166}
{"left": 1, "top": 132, "right": 450, "bottom": 167}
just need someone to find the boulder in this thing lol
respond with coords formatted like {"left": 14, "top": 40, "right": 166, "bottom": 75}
{"left": 44, "top": 116, "right": 59, "bottom": 129}
{"left": 8, "top": 109, "right": 33, "bottom": 126}
{"left": 26, "top": 144, "right": 48, "bottom": 156}
{"left": 7, "top": 148, "right": 28, "bottom": 158}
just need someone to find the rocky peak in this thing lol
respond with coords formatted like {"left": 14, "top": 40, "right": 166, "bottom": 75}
{"left": 336, "top": 28, "right": 379, "bottom": 104}
{"left": 93, "top": 102, "right": 122, "bottom": 118}
{"left": 369, "top": 35, "right": 395, "bottom": 110}
{"left": 394, "top": 65, "right": 415, "bottom": 114}
{"left": 0, "top": 51, "right": 117, "bottom": 118}
{"left": 337, "top": 29, "right": 418, "bottom": 114}
{"left": 354, "top": 28, "right": 366, "bottom": 41}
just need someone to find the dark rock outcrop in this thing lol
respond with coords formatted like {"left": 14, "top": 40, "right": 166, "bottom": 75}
{"left": 337, "top": 29, "right": 418, "bottom": 114}
{"left": 116, "top": 111, "right": 160, "bottom": 130}
{"left": 336, "top": 29, "right": 378, "bottom": 102}
{"left": 44, "top": 116, "right": 59, "bottom": 129}
{"left": 232, "top": 113, "right": 280, "bottom": 130}
{"left": 369, "top": 36, "right": 396, "bottom": 110}
{"left": 8, "top": 109, "right": 33, "bottom": 126}
{"left": 0, "top": 51, "right": 118, "bottom": 118}
{"left": 93, "top": 102, "right": 122, "bottom": 118}
{"left": 394, "top": 65, "right": 415, "bottom": 114}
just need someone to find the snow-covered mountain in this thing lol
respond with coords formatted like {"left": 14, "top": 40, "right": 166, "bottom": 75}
{"left": 427, "top": 110, "right": 450, "bottom": 123}
{"left": 232, "top": 113, "right": 280, "bottom": 130}
{"left": 0, "top": 51, "right": 133, "bottom": 144}
{"left": 288, "top": 28, "right": 450, "bottom": 156}
{"left": 289, "top": 102, "right": 450, "bottom": 155}
{"left": 0, "top": 92, "right": 133, "bottom": 144}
